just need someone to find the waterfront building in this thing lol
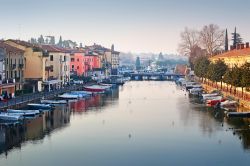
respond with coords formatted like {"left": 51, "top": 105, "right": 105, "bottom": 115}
{"left": 210, "top": 42, "right": 250, "bottom": 68}
{"left": 70, "top": 50, "right": 85, "bottom": 76}
{"left": 85, "top": 44, "right": 120, "bottom": 76}
{"left": 84, "top": 51, "right": 101, "bottom": 76}
{"left": 0, "top": 42, "right": 25, "bottom": 97}
{"left": 41, "top": 45, "right": 70, "bottom": 90}
{"left": 5, "top": 40, "right": 48, "bottom": 92}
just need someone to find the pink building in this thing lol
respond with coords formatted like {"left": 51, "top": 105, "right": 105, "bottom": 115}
{"left": 70, "top": 50, "right": 102, "bottom": 77}
{"left": 84, "top": 54, "right": 101, "bottom": 72}
{"left": 70, "top": 51, "right": 85, "bottom": 76}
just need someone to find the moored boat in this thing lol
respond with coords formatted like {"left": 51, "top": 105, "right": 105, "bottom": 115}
{"left": 202, "top": 93, "right": 220, "bottom": 100}
{"left": 189, "top": 88, "right": 203, "bottom": 95}
{"left": 27, "top": 103, "right": 53, "bottom": 110}
{"left": 71, "top": 91, "right": 93, "bottom": 95}
{"left": 206, "top": 97, "right": 225, "bottom": 106}
{"left": 7, "top": 109, "right": 40, "bottom": 116}
{"left": 0, "top": 113, "right": 24, "bottom": 121}
{"left": 227, "top": 112, "right": 250, "bottom": 118}
{"left": 58, "top": 93, "right": 79, "bottom": 99}
{"left": 220, "top": 100, "right": 238, "bottom": 107}
{"left": 83, "top": 85, "right": 106, "bottom": 92}
{"left": 41, "top": 99, "right": 67, "bottom": 104}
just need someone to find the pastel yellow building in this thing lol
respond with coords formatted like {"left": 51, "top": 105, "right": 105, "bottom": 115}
{"left": 5, "top": 40, "right": 48, "bottom": 92}
{"left": 210, "top": 43, "right": 250, "bottom": 68}
{"left": 41, "top": 45, "right": 70, "bottom": 88}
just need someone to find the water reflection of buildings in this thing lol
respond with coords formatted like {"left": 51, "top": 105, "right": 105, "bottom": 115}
{"left": 70, "top": 89, "right": 119, "bottom": 113}
{"left": 0, "top": 106, "right": 70, "bottom": 156}
{"left": 0, "top": 89, "right": 119, "bottom": 156}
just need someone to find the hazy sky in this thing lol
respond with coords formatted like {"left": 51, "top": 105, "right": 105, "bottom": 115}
{"left": 0, "top": 0, "right": 250, "bottom": 53}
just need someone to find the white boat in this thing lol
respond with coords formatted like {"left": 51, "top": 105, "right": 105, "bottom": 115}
{"left": 83, "top": 85, "right": 107, "bottom": 92}
{"left": 189, "top": 88, "right": 203, "bottom": 95}
{"left": 220, "top": 100, "right": 237, "bottom": 107}
{"left": 59, "top": 93, "right": 79, "bottom": 99}
{"left": 0, "top": 113, "right": 24, "bottom": 121}
{"left": 202, "top": 93, "right": 220, "bottom": 100}
{"left": 71, "top": 91, "right": 92, "bottom": 95}
{"left": 41, "top": 99, "right": 67, "bottom": 104}
{"left": 7, "top": 109, "right": 40, "bottom": 116}
{"left": 70, "top": 91, "right": 91, "bottom": 98}
{"left": 202, "top": 93, "right": 219, "bottom": 98}
{"left": 27, "top": 103, "right": 53, "bottom": 109}
{"left": 204, "top": 95, "right": 222, "bottom": 101}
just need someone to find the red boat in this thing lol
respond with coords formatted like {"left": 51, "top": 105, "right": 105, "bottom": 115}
{"left": 206, "top": 98, "right": 226, "bottom": 106}
{"left": 83, "top": 85, "right": 106, "bottom": 92}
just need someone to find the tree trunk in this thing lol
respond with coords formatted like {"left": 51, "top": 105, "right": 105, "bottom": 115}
{"left": 242, "top": 87, "right": 244, "bottom": 98}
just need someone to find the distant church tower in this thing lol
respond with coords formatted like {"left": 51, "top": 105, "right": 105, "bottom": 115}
{"left": 111, "top": 44, "right": 114, "bottom": 52}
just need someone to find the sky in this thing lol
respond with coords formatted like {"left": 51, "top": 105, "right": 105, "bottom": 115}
{"left": 0, "top": 0, "right": 250, "bottom": 54}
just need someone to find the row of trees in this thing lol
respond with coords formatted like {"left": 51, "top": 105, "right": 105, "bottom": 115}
{"left": 194, "top": 57, "right": 250, "bottom": 97}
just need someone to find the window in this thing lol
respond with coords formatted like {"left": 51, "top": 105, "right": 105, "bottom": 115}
{"left": 77, "top": 66, "right": 79, "bottom": 69}
{"left": 71, "top": 58, "right": 75, "bottom": 62}
{"left": 10, "top": 71, "right": 13, "bottom": 78}
{"left": 77, "top": 58, "right": 79, "bottom": 62}
{"left": 50, "top": 55, "right": 53, "bottom": 61}
{"left": 10, "top": 59, "right": 12, "bottom": 65}
{"left": 6, "top": 58, "right": 8, "bottom": 64}
{"left": 6, "top": 71, "right": 8, "bottom": 79}
{"left": 64, "top": 56, "right": 66, "bottom": 62}
{"left": 72, "top": 65, "right": 74, "bottom": 69}
{"left": 14, "top": 71, "right": 17, "bottom": 78}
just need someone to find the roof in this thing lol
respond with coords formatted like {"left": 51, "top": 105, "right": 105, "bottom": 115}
{"left": 112, "top": 51, "right": 120, "bottom": 54}
{"left": 7, "top": 39, "right": 40, "bottom": 48}
{"left": 41, "top": 45, "right": 61, "bottom": 53}
{"left": 174, "top": 64, "right": 187, "bottom": 75}
{"left": 211, "top": 48, "right": 250, "bottom": 59}
{"left": 0, "top": 41, "right": 25, "bottom": 54}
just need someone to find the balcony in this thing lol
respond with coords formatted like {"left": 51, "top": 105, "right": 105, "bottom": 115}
{"left": 45, "top": 65, "right": 53, "bottom": 72}
{"left": 1, "top": 78, "right": 15, "bottom": 84}
{"left": 11, "top": 64, "right": 16, "bottom": 69}
{"left": 19, "top": 64, "right": 24, "bottom": 69}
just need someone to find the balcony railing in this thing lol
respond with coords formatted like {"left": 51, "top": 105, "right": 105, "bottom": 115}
{"left": 11, "top": 64, "right": 16, "bottom": 69}
{"left": 1, "top": 78, "right": 15, "bottom": 84}
{"left": 19, "top": 64, "right": 24, "bottom": 69}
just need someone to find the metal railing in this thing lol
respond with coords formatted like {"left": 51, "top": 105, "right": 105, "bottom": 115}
{"left": 0, "top": 84, "right": 83, "bottom": 109}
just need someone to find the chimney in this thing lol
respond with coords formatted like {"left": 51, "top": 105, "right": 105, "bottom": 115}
{"left": 241, "top": 44, "right": 245, "bottom": 49}
{"left": 246, "top": 42, "right": 249, "bottom": 48}
{"left": 237, "top": 44, "right": 241, "bottom": 50}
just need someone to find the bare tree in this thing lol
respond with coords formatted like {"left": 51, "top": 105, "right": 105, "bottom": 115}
{"left": 199, "top": 24, "right": 224, "bottom": 56}
{"left": 178, "top": 27, "right": 199, "bottom": 56}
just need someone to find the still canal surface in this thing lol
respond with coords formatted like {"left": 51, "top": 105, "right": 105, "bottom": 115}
{"left": 1, "top": 81, "right": 250, "bottom": 166}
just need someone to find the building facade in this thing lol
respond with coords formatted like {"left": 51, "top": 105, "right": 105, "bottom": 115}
{"left": 210, "top": 43, "right": 250, "bottom": 68}
{"left": 5, "top": 40, "right": 48, "bottom": 92}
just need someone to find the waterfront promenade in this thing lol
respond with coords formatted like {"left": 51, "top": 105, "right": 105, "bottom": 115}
{"left": 0, "top": 85, "right": 83, "bottom": 109}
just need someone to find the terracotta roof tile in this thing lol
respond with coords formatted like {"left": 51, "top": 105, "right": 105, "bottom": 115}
{"left": 0, "top": 42, "right": 24, "bottom": 54}
{"left": 211, "top": 48, "right": 250, "bottom": 59}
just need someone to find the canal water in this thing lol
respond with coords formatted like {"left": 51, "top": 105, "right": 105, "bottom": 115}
{"left": 1, "top": 81, "right": 250, "bottom": 166}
